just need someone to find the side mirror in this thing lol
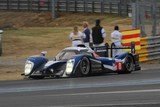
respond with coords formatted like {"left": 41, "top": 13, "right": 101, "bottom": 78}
{"left": 53, "top": 57, "right": 56, "bottom": 61}
{"left": 41, "top": 51, "right": 47, "bottom": 56}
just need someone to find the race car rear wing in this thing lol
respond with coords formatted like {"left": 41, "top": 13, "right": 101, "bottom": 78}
{"left": 92, "top": 42, "right": 136, "bottom": 58}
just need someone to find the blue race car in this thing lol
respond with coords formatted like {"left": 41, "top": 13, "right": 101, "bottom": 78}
{"left": 23, "top": 46, "right": 141, "bottom": 79}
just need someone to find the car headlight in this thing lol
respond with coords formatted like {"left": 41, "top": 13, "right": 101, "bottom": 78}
{"left": 24, "top": 61, "right": 34, "bottom": 75}
{"left": 65, "top": 59, "right": 75, "bottom": 75}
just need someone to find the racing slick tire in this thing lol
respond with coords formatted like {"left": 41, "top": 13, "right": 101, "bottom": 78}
{"left": 75, "top": 57, "right": 91, "bottom": 77}
{"left": 124, "top": 55, "right": 134, "bottom": 73}
{"left": 119, "top": 55, "right": 134, "bottom": 74}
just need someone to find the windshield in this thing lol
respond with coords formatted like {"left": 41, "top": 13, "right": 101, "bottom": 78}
{"left": 55, "top": 51, "right": 77, "bottom": 61}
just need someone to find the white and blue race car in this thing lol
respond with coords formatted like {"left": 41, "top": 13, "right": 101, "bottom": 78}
{"left": 23, "top": 46, "right": 141, "bottom": 79}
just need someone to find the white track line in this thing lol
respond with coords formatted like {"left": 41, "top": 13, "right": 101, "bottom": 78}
{"left": 45, "top": 88, "right": 160, "bottom": 97}
{"left": 71, "top": 102, "right": 160, "bottom": 107}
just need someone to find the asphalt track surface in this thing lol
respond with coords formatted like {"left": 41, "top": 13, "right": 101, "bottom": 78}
{"left": 0, "top": 69, "right": 160, "bottom": 107}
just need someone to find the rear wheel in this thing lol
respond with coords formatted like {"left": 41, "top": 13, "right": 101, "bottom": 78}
{"left": 124, "top": 55, "right": 134, "bottom": 73}
{"left": 119, "top": 55, "right": 134, "bottom": 74}
{"left": 75, "top": 57, "right": 91, "bottom": 77}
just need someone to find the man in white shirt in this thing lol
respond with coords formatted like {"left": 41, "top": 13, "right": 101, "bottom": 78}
{"left": 111, "top": 26, "right": 123, "bottom": 57}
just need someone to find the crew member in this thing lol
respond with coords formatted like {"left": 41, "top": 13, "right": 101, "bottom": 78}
{"left": 91, "top": 19, "right": 106, "bottom": 46}
{"left": 111, "top": 25, "right": 123, "bottom": 57}
{"left": 82, "top": 21, "right": 91, "bottom": 47}
{"left": 69, "top": 26, "right": 86, "bottom": 47}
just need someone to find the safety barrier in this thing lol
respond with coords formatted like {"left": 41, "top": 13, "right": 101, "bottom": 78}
{"left": 137, "top": 36, "right": 160, "bottom": 62}
{"left": 121, "top": 29, "right": 141, "bottom": 51}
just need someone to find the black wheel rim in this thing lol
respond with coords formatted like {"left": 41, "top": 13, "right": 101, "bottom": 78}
{"left": 125, "top": 56, "right": 133, "bottom": 71}
{"left": 81, "top": 59, "right": 90, "bottom": 75}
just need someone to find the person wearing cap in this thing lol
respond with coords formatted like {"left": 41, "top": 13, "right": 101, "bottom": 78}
{"left": 82, "top": 21, "right": 91, "bottom": 47}
{"left": 91, "top": 19, "right": 106, "bottom": 46}
{"left": 111, "top": 25, "right": 123, "bottom": 57}
{"left": 69, "top": 26, "right": 86, "bottom": 47}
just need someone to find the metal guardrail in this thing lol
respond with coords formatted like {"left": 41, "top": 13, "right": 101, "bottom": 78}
{"left": 137, "top": 36, "right": 160, "bottom": 62}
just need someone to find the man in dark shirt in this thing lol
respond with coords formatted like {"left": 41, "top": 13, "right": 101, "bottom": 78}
{"left": 82, "top": 21, "right": 91, "bottom": 47}
{"left": 91, "top": 19, "right": 106, "bottom": 46}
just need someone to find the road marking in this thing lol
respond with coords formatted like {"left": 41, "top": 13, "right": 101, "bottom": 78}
{"left": 71, "top": 102, "right": 160, "bottom": 107}
{"left": 1, "top": 78, "right": 160, "bottom": 93}
{"left": 37, "top": 102, "right": 160, "bottom": 107}
{"left": 45, "top": 89, "right": 160, "bottom": 97}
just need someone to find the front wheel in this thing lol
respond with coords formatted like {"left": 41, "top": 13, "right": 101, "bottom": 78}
{"left": 75, "top": 57, "right": 91, "bottom": 77}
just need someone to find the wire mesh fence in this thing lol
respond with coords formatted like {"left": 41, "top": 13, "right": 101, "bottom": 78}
{"left": 0, "top": 0, "right": 159, "bottom": 37}
{"left": 132, "top": 0, "right": 160, "bottom": 37}
{"left": 0, "top": 0, "right": 132, "bottom": 16}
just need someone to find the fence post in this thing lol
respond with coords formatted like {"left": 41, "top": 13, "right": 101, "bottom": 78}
{"left": 92, "top": 1, "right": 94, "bottom": 13}
{"left": 74, "top": 0, "right": 77, "bottom": 12}
{"left": 0, "top": 30, "right": 3, "bottom": 56}
{"left": 66, "top": 0, "right": 68, "bottom": 12}
{"left": 152, "top": 0, "right": 157, "bottom": 36}
{"left": 118, "top": 2, "right": 121, "bottom": 16}
{"left": 109, "top": 2, "right": 112, "bottom": 14}
{"left": 132, "top": 2, "right": 139, "bottom": 29}
{"left": 124, "top": 2, "right": 128, "bottom": 16}
{"left": 38, "top": 0, "right": 40, "bottom": 11}
{"left": 7, "top": 0, "right": 10, "bottom": 10}
{"left": 56, "top": 0, "right": 60, "bottom": 12}
{"left": 101, "top": 0, "right": 104, "bottom": 14}
{"left": 83, "top": 0, "right": 86, "bottom": 12}
{"left": 17, "top": 0, "right": 20, "bottom": 10}
{"left": 126, "top": 4, "right": 129, "bottom": 16}
{"left": 139, "top": 2, "right": 146, "bottom": 37}
{"left": 48, "top": 0, "right": 50, "bottom": 11}
{"left": 51, "top": 0, "right": 57, "bottom": 18}
{"left": 27, "top": 0, "right": 30, "bottom": 11}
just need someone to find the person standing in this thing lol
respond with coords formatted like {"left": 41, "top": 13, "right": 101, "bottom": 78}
{"left": 82, "top": 21, "right": 91, "bottom": 47}
{"left": 69, "top": 26, "right": 86, "bottom": 47}
{"left": 111, "top": 25, "right": 123, "bottom": 57}
{"left": 91, "top": 19, "right": 106, "bottom": 46}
